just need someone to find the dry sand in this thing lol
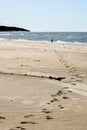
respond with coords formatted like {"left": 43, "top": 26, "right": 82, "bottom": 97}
{"left": 0, "top": 40, "right": 87, "bottom": 130}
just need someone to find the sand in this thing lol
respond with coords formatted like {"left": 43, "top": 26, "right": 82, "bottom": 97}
{"left": 0, "top": 40, "right": 87, "bottom": 130}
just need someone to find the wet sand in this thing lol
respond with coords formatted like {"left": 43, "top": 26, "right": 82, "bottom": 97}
{"left": 0, "top": 40, "right": 87, "bottom": 130}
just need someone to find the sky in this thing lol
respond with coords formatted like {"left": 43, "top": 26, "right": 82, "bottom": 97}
{"left": 0, "top": 0, "right": 87, "bottom": 32}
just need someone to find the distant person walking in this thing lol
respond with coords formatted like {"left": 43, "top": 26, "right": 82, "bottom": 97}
{"left": 51, "top": 39, "right": 53, "bottom": 43}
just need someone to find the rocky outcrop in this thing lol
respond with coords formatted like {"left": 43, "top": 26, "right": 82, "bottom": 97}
{"left": 0, "top": 26, "right": 30, "bottom": 32}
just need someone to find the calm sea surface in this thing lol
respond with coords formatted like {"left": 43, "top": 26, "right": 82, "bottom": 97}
{"left": 0, "top": 32, "right": 87, "bottom": 45}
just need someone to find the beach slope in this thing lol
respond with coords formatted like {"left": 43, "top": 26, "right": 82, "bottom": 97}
{"left": 0, "top": 40, "right": 87, "bottom": 130}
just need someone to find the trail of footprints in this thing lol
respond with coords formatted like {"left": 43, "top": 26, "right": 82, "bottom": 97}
{"left": 0, "top": 50, "right": 79, "bottom": 130}
{"left": 59, "top": 54, "right": 84, "bottom": 82}
{"left": 53, "top": 50, "right": 83, "bottom": 82}
{"left": 8, "top": 86, "right": 72, "bottom": 130}
{"left": 58, "top": 54, "right": 78, "bottom": 73}
{"left": 53, "top": 49, "right": 78, "bottom": 73}
{"left": 0, "top": 84, "right": 72, "bottom": 129}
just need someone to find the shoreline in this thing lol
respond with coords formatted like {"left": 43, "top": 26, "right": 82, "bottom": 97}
{"left": 0, "top": 39, "right": 87, "bottom": 46}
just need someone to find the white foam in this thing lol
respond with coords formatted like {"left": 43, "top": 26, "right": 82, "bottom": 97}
{"left": 0, "top": 38, "right": 8, "bottom": 41}
{"left": 0, "top": 33, "right": 13, "bottom": 36}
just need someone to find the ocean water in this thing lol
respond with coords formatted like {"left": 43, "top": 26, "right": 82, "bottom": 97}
{"left": 0, "top": 32, "right": 87, "bottom": 45}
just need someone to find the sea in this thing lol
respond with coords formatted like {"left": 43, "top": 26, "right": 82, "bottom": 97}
{"left": 0, "top": 32, "right": 87, "bottom": 45}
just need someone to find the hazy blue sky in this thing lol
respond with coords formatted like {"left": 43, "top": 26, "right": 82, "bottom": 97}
{"left": 0, "top": 0, "right": 87, "bottom": 32}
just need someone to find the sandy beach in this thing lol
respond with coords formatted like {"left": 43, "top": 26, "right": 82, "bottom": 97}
{"left": 0, "top": 40, "right": 87, "bottom": 130}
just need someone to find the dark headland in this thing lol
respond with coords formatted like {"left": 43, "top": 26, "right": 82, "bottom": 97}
{"left": 0, "top": 26, "right": 30, "bottom": 32}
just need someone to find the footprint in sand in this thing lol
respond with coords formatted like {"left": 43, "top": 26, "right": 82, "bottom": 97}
{"left": 65, "top": 65, "right": 69, "bottom": 68}
{"left": 57, "top": 90, "right": 63, "bottom": 95}
{"left": 62, "top": 96, "right": 69, "bottom": 99}
{"left": 0, "top": 116, "right": 6, "bottom": 120}
{"left": 21, "top": 121, "right": 36, "bottom": 124}
{"left": 58, "top": 105, "right": 64, "bottom": 109}
{"left": 16, "top": 127, "right": 26, "bottom": 130}
{"left": 51, "top": 93, "right": 58, "bottom": 97}
{"left": 50, "top": 98, "right": 59, "bottom": 103}
{"left": 47, "top": 102, "right": 51, "bottom": 105}
{"left": 20, "top": 64, "right": 23, "bottom": 66}
{"left": 68, "top": 90, "right": 72, "bottom": 93}
{"left": 9, "top": 127, "right": 26, "bottom": 130}
{"left": 51, "top": 89, "right": 64, "bottom": 98}
{"left": 46, "top": 116, "right": 54, "bottom": 120}
{"left": 24, "top": 114, "right": 34, "bottom": 118}
{"left": 42, "top": 109, "right": 52, "bottom": 114}
{"left": 16, "top": 126, "right": 22, "bottom": 128}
